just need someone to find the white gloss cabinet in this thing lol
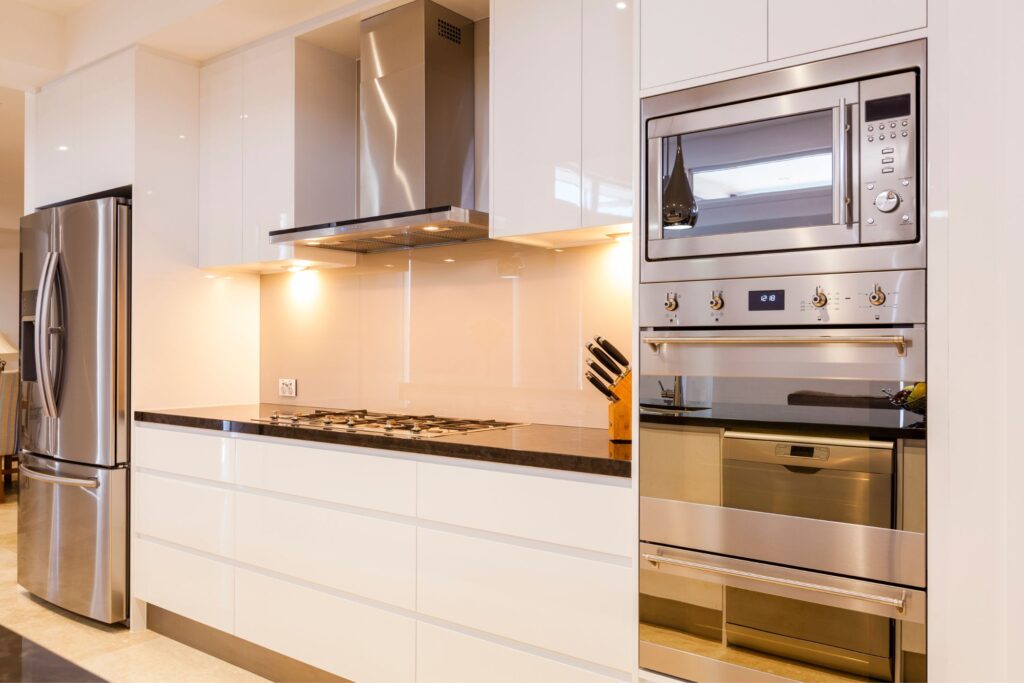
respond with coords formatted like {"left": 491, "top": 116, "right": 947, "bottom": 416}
{"left": 134, "top": 539, "right": 234, "bottom": 634}
{"left": 639, "top": 0, "right": 768, "bottom": 91}
{"left": 768, "top": 0, "right": 927, "bottom": 60}
{"left": 31, "top": 49, "right": 135, "bottom": 208}
{"left": 491, "top": 0, "right": 634, "bottom": 241}
{"left": 198, "top": 37, "right": 357, "bottom": 271}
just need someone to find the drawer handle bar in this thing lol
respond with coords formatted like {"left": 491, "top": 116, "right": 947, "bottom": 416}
{"left": 642, "top": 335, "right": 907, "bottom": 357}
{"left": 20, "top": 464, "right": 99, "bottom": 489}
{"left": 641, "top": 553, "right": 906, "bottom": 613}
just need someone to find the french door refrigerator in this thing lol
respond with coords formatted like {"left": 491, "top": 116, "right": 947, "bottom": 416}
{"left": 18, "top": 196, "right": 129, "bottom": 624}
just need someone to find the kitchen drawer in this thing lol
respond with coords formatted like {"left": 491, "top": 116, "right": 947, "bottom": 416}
{"left": 417, "top": 622, "right": 621, "bottom": 683}
{"left": 417, "top": 528, "right": 632, "bottom": 672}
{"left": 135, "top": 539, "right": 233, "bottom": 633}
{"left": 234, "top": 492, "right": 415, "bottom": 608}
{"left": 135, "top": 473, "right": 234, "bottom": 556}
{"left": 135, "top": 426, "right": 234, "bottom": 482}
{"left": 235, "top": 568, "right": 415, "bottom": 683}
{"left": 418, "top": 462, "right": 631, "bottom": 556}
{"left": 235, "top": 439, "right": 415, "bottom": 516}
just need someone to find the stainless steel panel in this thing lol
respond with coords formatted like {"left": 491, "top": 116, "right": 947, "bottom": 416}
{"left": 640, "top": 645, "right": 794, "bottom": 683}
{"left": 269, "top": 207, "right": 487, "bottom": 249}
{"left": 640, "top": 497, "right": 926, "bottom": 587}
{"left": 639, "top": 270, "right": 925, "bottom": 327}
{"left": 640, "top": 325, "right": 925, "bottom": 382}
{"left": 20, "top": 209, "right": 54, "bottom": 457}
{"left": 17, "top": 453, "right": 127, "bottom": 623}
{"left": 641, "top": 40, "right": 927, "bottom": 283}
{"left": 859, "top": 72, "right": 919, "bottom": 245}
{"left": 53, "top": 198, "right": 121, "bottom": 467}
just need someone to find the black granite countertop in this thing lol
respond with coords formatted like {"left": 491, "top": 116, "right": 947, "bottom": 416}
{"left": 134, "top": 404, "right": 631, "bottom": 477}
{"left": 640, "top": 402, "right": 926, "bottom": 440}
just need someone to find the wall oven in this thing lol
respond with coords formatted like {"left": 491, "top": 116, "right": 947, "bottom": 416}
{"left": 641, "top": 40, "right": 926, "bottom": 283}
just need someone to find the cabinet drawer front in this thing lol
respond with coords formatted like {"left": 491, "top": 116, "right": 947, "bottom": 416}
{"left": 418, "top": 463, "right": 631, "bottom": 556}
{"left": 417, "top": 529, "right": 632, "bottom": 672}
{"left": 235, "top": 492, "right": 415, "bottom": 609}
{"left": 417, "top": 623, "right": 621, "bottom": 683}
{"left": 135, "top": 426, "right": 234, "bottom": 482}
{"left": 235, "top": 439, "right": 415, "bottom": 515}
{"left": 135, "top": 474, "right": 234, "bottom": 556}
{"left": 235, "top": 569, "right": 415, "bottom": 683}
{"left": 135, "top": 539, "right": 233, "bottom": 633}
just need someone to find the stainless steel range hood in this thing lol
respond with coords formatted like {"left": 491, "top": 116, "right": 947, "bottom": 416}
{"left": 271, "top": 0, "right": 487, "bottom": 254}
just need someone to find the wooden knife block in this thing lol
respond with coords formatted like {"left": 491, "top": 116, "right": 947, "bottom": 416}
{"left": 608, "top": 370, "right": 632, "bottom": 444}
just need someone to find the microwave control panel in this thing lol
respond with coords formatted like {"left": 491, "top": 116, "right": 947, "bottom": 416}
{"left": 639, "top": 270, "right": 926, "bottom": 328}
{"left": 859, "top": 71, "right": 918, "bottom": 245}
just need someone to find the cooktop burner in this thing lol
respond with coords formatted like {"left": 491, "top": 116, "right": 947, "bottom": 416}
{"left": 251, "top": 409, "right": 525, "bottom": 439}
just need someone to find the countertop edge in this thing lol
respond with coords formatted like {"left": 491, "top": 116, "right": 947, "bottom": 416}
{"left": 133, "top": 410, "right": 632, "bottom": 478}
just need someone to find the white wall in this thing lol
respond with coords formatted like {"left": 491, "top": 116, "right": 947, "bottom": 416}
{"left": 927, "top": 0, "right": 1024, "bottom": 680}
{"left": 0, "top": 229, "right": 17, "bottom": 361}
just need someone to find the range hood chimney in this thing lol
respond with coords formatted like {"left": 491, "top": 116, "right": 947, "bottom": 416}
{"left": 271, "top": 0, "right": 487, "bottom": 254}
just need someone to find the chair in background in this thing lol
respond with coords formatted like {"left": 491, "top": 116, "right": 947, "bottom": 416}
{"left": 0, "top": 371, "right": 19, "bottom": 503}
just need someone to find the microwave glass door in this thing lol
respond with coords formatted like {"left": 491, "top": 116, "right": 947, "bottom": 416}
{"left": 647, "top": 82, "right": 859, "bottom": 260}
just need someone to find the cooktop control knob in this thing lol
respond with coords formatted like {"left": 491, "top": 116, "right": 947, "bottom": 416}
{"left": 869, "top": 283, "right": 887, "bottom": 306}
{"left": 874, "top": 190, "right": 900, "bottom": 213}
{"left": 709, "top": 291, "right": 724, "bottom": 311}
{"left": 664, "top": 293, "right": 679, "bottom": 312}
{"left": 811, "top": 286, "right": 828, "bottom": 308}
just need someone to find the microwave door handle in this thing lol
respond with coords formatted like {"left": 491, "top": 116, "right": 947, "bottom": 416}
{"left": 34, "top": 253, "right": 58, "bottom": 419}
{"left": 834, "top": 97, "right": 850, "bottom": 226}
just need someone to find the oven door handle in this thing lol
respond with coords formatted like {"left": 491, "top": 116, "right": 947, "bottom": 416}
{"left": 834, "top": 97, "right": 851, "bottom": 225}
{"left": 641, "top": 553, "right": 906, "bottom": 613}
{"left": 642, "top": 335, "right": 907, "bottom": 356}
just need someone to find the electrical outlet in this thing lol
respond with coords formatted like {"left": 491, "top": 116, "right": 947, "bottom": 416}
{"left": 278, "top": 378, "right": 297, "bottom": 397}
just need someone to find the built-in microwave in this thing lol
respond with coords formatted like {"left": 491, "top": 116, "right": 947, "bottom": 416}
{"left": 641, "top": 40, "right": 926, "bottom": 283}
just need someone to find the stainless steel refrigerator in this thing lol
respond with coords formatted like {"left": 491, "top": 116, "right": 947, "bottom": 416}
{"left": 18, "top": 196, "right": 129, "bottom": 624}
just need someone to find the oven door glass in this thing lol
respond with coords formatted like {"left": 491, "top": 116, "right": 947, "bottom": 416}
{"left": 647, "top": 82, "right": 859, "bottom": 260}
{"left": 639, "top": 544, "right": 926, "bottom": 683}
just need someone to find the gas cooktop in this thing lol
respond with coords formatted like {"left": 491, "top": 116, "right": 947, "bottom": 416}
{"left": 252, "top": 409, "right": 525, "bottom": 439}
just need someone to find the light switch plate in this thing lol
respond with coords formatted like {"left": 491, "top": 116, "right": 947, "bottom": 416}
{"left": 278, "top": 378, "right": 297, "bottom": 397}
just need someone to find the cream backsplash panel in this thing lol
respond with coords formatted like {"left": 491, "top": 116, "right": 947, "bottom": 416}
{"left": 260, "top": 239, "right": 632, "bottom": 428}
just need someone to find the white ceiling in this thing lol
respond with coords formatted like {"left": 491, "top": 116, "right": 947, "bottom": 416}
{"left": 17, "top": 0, "right": 91, "bottom": 16}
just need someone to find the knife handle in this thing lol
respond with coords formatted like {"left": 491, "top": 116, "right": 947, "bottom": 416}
{"left": 594, "top": 335, "right": 629, "bottom": 368}
{"left": 586, "top": 372, "right": 618, "bottom": 402}
{"left": 587, "top": 343, "right": 622, "bottom": 378}
{"left": 586, "top": 358, "right": 614, "bottom": 385}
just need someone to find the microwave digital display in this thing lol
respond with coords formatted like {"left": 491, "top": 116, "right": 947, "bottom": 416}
{"left": 748, "top": 289, "right": 785, "bottom": 311}
{"left": 865, "top": 94, "right": 911, "bottom": 122}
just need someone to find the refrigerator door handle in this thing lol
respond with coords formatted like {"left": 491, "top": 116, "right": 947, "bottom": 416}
{"left": 20, "top": 463, "right": 99, "bottom": 489}
{"left": 34, "top": 252, "right": 58, "bottom": 418}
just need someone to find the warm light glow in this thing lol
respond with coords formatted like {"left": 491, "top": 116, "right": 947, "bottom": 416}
{"left": 422, "top": 226, "right": 441, "bottom": 232}
{"left": 615, "top": 1, "right": 627, "bottom": 8}
{"left": 178, "top": 134, "right": 186, "bottom": 139}
{"left": 554, "top": 248, "right": 565, "bottom": 253}
{"left": 607, "top": 232, "right": 632, "bottom": 243}
{"left": 56, "top": 145, "right": 68, "bottom": 151}
{"left": 286, "top": 265, "right": 307, "bottom": 273}
{"left": 204, "top": 274, "right": 217, "bottom": 279}
{"left": 288, "top": 269, "right": 321, "bottom": 307}
{"left": 306, "top": 241, "right": 321, "bottom": 246}
{"left": 443, "top": 258, "right": 455, "bottom": 263}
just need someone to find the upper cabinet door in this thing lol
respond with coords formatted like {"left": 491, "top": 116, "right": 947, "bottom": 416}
{"left": 491, "top": 0, "right": 583, "bottom": 238}
{"left": 242, "top": 37, "right": 295, "bottom": 264}
{"left": 34, "top": 75, "right": 81, "bottom": 207}
{"left": 768, "top": 0, "right": 926, "bottom": 60}
{"left": 199, "top": 54, "right": 244, "bottom": 268}
{"left": 79, "top": 49, "right": 134, "bottom": 196}
{"left": 640, "top": 0, "right": 768, "bottom": 91}
{"left": 582, "top": 0, "right": 634, "bottom": 229}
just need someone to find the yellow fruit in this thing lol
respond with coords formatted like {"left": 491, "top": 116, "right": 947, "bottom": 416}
{"left": 909, "top": 382, "right": 926, "bottom": 401}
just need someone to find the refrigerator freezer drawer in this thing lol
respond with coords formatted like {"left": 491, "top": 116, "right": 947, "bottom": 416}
{"left": 17, "top": 453, "right": 127, "bottom": 623}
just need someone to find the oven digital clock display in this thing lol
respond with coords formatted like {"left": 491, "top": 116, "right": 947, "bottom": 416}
{"left": 748, "top": 289, "right": 785, "bottom": 311}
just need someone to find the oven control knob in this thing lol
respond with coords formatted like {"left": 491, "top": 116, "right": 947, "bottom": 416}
{"left": 869, "top": 283, "right": 887, "bottom": 306}
{"left": 811, "top": 287, "right": 828, "bottom": 308}
{"left": 664, "top": 293, "right": 679, "bottom": 312}
{"left": 874, "top": 190, "right": 900, "bottom": 213}
{"left": 709, "top": 291, "right": 724, "bottom": 311}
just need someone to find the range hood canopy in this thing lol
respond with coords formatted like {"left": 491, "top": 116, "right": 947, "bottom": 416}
{"left": 274, "top": 0, "right": 487, "bottom": 253}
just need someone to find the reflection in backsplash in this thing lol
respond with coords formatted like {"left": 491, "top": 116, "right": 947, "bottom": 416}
{"left": 260, "top": 239, "right": 632, "bottom": 428}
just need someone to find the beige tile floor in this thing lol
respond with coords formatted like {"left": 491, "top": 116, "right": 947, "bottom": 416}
{"left": 0, "top": 493, "right": 267, "bottom": 682}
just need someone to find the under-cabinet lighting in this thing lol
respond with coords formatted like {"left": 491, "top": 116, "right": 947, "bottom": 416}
{"left": 56, "top": 145, "right": 69, "bottom": 151}
{"left": 443, "top": 258, "right": 455, "bottom": 263}
{"left": 422, "top": 226, "right": 441, "bottom": 232}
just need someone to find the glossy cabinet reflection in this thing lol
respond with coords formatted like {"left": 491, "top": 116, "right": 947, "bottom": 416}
{"left": 491, "top": 0, "right": 633, "bottom": 240}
